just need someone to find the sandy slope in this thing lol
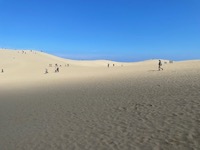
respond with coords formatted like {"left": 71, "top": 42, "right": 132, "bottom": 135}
{"left": 0, "top": 49, "right": 200, "bottom": 150}
{"left": 0, "top": 49, "right": 124, "bottom": 84}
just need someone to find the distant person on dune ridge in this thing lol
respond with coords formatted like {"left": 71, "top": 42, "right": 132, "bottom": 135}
{"left": 158, "top": 60, "right": 163, "bottom": 71}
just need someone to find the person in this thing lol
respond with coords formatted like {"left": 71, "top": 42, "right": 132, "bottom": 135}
{"left": 158, "top": 60, "right": 163, "bottom": 71}
{"left": 45, "top": 68, "right": 48, "bottom": 74}
{"left": 1, "top": 69, "right": 3, "bottom": 73}
{"left": 55, "top": 64, "right": 58, "bottom": 72}
{"left": 107, "top": 63, "right": 109, "bottom": 68}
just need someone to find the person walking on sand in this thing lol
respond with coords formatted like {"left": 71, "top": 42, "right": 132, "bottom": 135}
{"left": 55, "top": 64, "right": 58, "bottom": 72}
{"left": 1, "top": 69, "right": 3, "bottom": 73}
{"left": 45, "top": 68, "right": 48, "bottom": 74}
{"left": 158, "top": 60, "right": 163, "bottom": 71}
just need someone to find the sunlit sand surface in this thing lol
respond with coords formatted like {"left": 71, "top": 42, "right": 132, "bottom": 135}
{"left": 0, "top": 49, "right": 200, "bottom": 150}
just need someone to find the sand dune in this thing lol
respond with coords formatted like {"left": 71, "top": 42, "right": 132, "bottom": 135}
{"left": 0, "top": 49, "right": 200, "bottom": 150}
{"left": 0, "top": 49, "right": 124, "bottom": 83}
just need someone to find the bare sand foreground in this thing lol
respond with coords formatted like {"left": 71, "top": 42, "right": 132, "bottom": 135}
{"left": 0, "top": 49, "right": 200, "bottom": 150}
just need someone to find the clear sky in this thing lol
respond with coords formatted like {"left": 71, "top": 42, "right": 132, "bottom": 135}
{"left": 0, "top": 0, "right": 199, "bottom": 61}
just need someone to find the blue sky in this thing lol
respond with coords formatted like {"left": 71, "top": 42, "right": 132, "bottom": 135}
{"left": 0, "top": 0, "right": 199, "bottom": 61}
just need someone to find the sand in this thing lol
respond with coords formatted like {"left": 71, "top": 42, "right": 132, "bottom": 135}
{"left": 0, "top": 49, "right": 200, "bottom": 150}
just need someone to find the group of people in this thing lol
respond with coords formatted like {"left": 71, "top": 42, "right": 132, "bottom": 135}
{"left": 2, "top": 60, "right": 165, "bottom": 75}
{"left": 45, "top": 64, "right": 60, "bottom": 74}
{"left": 107, "top": 63, "right": 116, "bottom": 68}
{"left": 45, "top": 63, "right": 72, "bottom": 74}
{"left": 17, "top": 50, "right": 37, "bottom": 54}
{"left": 55, "top": 64, "right": 59, "bottom": 73}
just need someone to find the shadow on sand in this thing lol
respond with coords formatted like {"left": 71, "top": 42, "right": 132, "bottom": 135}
{"left": 148, "top": 70, "right": 159, "bottom": 72}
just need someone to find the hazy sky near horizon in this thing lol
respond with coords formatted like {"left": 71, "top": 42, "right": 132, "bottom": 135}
{"left": 0, "top": 0, "right": 199, "bottom": 61}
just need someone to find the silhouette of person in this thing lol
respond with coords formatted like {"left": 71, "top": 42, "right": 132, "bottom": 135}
{"left": 55, "top": 64, "right": 58, "bottom": 72}
{"left": 108, "top": 63, "right": 109, "bottom": 68}
{"left": 158, "top": 60, "right": 163, "bottom": 71}
{"left": 45, "top": 68, "right": 48, "bottom": 74}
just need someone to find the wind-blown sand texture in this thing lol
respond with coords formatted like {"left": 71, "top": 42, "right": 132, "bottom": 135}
{"left": 0, "top": 49, "right": 200, "bottom": 150}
